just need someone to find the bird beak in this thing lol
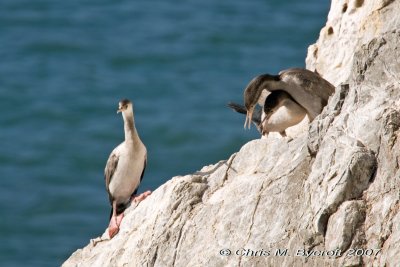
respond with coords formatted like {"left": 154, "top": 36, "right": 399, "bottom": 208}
{"left": 261, "top": 115, "right": 267, "bottom": 124}
{"left": 262, "top": 111, "right": 273, "bottom": 125}
{"left": 244, "top": 107, "right": 254, "bottom": 129}
{"left": 117, "top": 109, "right": 122, "bottom": 114}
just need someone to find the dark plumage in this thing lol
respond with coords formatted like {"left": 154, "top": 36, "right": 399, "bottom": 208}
{"left": 228, "top": 90, "right": 307, "bottom": 136}
{"left": 243, "top": 68, "right": 335, "bottom": 129}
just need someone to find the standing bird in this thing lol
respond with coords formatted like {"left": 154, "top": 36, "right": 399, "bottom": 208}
{"left": 104, "top": 99, "right": 150, "bottom": 238}
{"left": 244, "top": 68, "right": 335, "bottom": 129}
{"left": 227, "top": 90, "right": 307, "bottom": 137}
{"left": 261, "top": 90, "right": 307, "bottom": 136}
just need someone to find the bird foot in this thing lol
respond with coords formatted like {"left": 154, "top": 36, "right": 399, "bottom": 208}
{"left": 131, "top": 190, "right": 152, "bottom": 203}
{"left": 108, "top": 212, "right": 124, "bottom": 238}
{"left": 261, "top": 122, "right": 269, "bottom": 136}
{"left": 279, "top": 131, "right": 287, "bottom": 137}
{"left": 261, "top": 129, "right": 269, "bottom": 136}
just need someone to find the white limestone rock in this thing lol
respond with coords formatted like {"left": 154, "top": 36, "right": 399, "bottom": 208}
{"left": 64, "top": 0, "right": 400, "bottom": 266}
{"left": 306, "top": 0, "right": 400, "bottom": 86}
{"left": 325, "top": 200, "right": 366, "bottom": 252}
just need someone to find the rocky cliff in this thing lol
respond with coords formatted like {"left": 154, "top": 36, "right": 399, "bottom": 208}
{"left": 63, "top": 0, "right": 400, "bottom": 266}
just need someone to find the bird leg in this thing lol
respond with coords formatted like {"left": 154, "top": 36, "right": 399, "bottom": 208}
{"left": 279, "top": 131, "right": 287, "bottom": 137}
{"left": 131, "top": 190, "right": 152, "bottom": 203}
{"left": 261, "top": 114, "right": 271, "bottom": 136}
{"left": 261, "top": 119, "right": 269, "bottom": 136}
{"left": 107, "top": 191, "right": 152, "bottom": 238}
{"left": 108, "top": 201, "right": 124, "bottom": 238}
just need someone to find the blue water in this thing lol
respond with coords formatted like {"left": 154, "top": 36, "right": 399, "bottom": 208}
{"left": 0, "top": 0, "right": 330, "bottom": 266}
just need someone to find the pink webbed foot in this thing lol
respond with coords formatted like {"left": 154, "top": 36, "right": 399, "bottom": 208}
{"left": 131, "top": 190, "right": 152, "bottom": 203}
{"left": 108, "top": 212, "right": 124, "bottom": 238}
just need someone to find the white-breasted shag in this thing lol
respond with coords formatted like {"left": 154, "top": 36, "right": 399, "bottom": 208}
{"left": 104, "top": 99, "right": 150, "bottom": 238}
{"left": 243, "top": 68, "right": 335, "bottom": 129}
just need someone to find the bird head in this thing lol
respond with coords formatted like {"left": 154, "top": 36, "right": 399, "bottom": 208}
{"left": 263, "top": 91, "right": 282, "bottom": 121}
{"left": 243, "top": 74, "right": 281, "bottom": 129}
{"left": 243, "top": 76, "right": 265, "bottom": 129}
{"left": 117, "top": 99, "right": 133, "bottom": 114}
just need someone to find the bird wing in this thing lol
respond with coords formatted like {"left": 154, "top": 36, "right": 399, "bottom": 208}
{"left": 278, "top": 68, "right": 305, "bottom": 76}
{"left": 132, "top": 155, "right": 147, "bottom": 196}
{"left": 104, "top": 146, "right": 120, "bottom": 204}
{"left": 140, "top": 156, "right": 147, "bottom": 183}
{"left": 279, "top": 68, "right": 335, "bottom": 100}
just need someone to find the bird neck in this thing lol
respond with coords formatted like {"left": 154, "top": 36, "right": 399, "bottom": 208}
{"left": 258, "top": 89, "right": 269, "bottom": 106}
{"left": 247, "top": 75, "right": 287, "bottom": 108}
{"left": 260, "top": 79, "right": 288, "bottom": 93}
{"left": 122, "top": 112, "right": 141, "bottom": 146}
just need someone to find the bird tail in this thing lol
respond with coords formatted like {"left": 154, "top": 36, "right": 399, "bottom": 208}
{"left": 227, "top": 102, "right": 247, "bottom": 115}
{"left": 227, "top": 102, "right": 262, "bottom": 125}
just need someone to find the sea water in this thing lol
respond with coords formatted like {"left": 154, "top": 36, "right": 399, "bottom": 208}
{"left": 0, "top": 0, "right": 330, "bottom": 266}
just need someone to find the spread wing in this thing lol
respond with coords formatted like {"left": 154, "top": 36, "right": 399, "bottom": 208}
{"left": 104, "top": 148, "right": 120, "bottom": 204}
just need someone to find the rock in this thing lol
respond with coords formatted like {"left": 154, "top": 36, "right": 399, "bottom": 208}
{"left": 306, "top": 0, "right": 400, "bottom": 86}
{"left": 63, "top": 0, "right": 400, "bottom": 266}
{"left": 325, "top": 200, "right": 366, "bottom": 252}
{"left": 306, "top": 135, "right": 376, "bottom": 235}
{"left": 308, "top": 83, "right": 350, "bottom": 155}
